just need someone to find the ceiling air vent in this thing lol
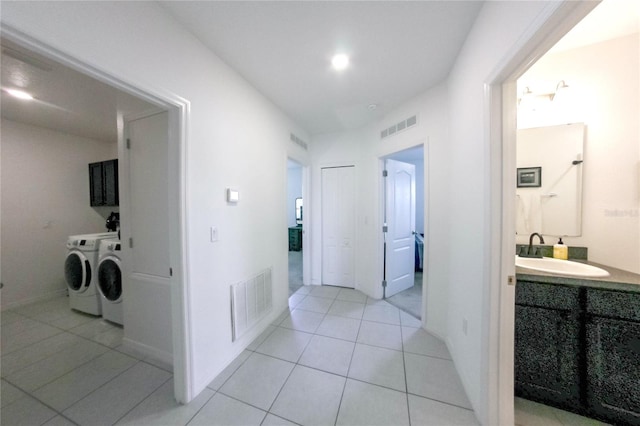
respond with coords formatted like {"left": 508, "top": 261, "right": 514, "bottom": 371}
{"left": 380, "top": 114, "right": 418, "bottom": 140}
{"left": 290, "top": 133, "right": 308, "bottom": 150}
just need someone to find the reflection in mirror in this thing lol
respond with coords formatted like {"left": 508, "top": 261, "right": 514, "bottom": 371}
{"left": 516, "top": 123, "right": 585, "bottom": 238}
{"left": 295, "top": 197, "right": 303, "bottom": 225}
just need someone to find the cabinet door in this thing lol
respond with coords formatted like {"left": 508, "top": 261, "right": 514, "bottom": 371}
{"left": 515, "top": 305, "right": 581, "bottom": 407}
{"left": 89, "top": 162, "right": 104, "bottom": 206}
{"left": 587, "top": 316, "right": 640, "bottom": 425}
{"left": 102, "top": 159, "right": 119, "bottom": 206}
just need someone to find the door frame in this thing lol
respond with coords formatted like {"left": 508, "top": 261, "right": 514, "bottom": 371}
{"left": 483, "top": 2, "right": 599, "bottom": 424}
{"left": 286, "top": 154, "right": 310, "bottom": 286}
{"left": 1, "top": 26, "right": 193, "bottom": 403}
{"left": 378, "top": 141, "right": 426, "bottom": 321}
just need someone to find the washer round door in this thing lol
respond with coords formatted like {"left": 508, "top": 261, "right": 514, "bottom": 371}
{"left": 97, "top": 256, "right": 122, "bottom": 303}
{"left": 65, "top": 250, "right": 91, "bottom": 294}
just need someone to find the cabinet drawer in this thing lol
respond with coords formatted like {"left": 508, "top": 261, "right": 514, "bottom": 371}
{"left": 516, "top": 280, "right": 580, "bottom": 310}
{"left": 587, "top": 289, "right": 640, "bottom": 322}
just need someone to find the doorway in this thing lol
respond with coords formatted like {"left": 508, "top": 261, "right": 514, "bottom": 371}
{"left": 381, "top": 146, "right": 425, "bottom": 319}
{"left": 1, "top": 29, "right": 189, "bottom": 402}
{"left": 287, "top": 159, "right": 304, "bottom": 295}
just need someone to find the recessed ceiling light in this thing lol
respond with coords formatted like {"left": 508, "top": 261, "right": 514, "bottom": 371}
{"left": 368, "top": 104, "right": 377, "bottom": 111}
{"left": 4, "top": 88, "right": 34, "bottom": 100}
{"left": 331, "top": 54, "right": 349, "bottom": 71}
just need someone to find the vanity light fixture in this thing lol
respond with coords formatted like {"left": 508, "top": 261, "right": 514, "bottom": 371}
{"left": 4, "top": 88, "right": 33, "bottom": 100}
{"left": 550, "top": 80, "right": 569, "bottom": 101}
{"left": 518, "top": 80, "right": 569, "bottom": 106}
{"left": 518, "top": 87, "right": 534, "bottom": 105}
{"left": 331, "top": 54, "right": 349, "bottom": 71}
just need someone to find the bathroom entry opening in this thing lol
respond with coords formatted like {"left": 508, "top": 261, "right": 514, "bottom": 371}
{"left": 381, "top": 145, "right": 425, "bottom": 321}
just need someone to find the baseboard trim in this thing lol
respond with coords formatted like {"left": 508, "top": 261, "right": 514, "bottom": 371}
{"left": 122, "top": 337, "right": 173, "bottom": 371}
{"left": 1, "top": 288, "right": 68, "bottom": 311}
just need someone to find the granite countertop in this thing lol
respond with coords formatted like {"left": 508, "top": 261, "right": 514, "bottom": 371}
{"left": 516, "top": 259, "right": 640, "bottom": 293}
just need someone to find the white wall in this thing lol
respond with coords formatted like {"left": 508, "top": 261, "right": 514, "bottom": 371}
{"left": 517, "top": 34, "right": 640, "bottom": 273}
{"left": 1, "top": 119, "right": 117, "bottom": 309}
{"left": 1, "top": 0, "right": 310, "bottom": 398}
{"left": 287, "top": 165, "right": 302, "bottom": 228}
{"left": 444, "top": 1, "right": 564, "bottom": 423}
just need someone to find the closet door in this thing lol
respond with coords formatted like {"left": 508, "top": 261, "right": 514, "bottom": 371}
{"left": 321, "top": 166, "right": 355, "bottom": 288}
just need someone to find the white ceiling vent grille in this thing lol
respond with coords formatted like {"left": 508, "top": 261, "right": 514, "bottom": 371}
{"left": 380, "top": 115, "right": 418, "bottom": 140}
{"left": 290, "top": 133, "right": 308, "bottom": 150}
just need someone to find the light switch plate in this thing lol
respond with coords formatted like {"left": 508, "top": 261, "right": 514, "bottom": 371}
{"left": 210, "top": 226, "right": 218, "bottom": 242}
{"left": 227, "top": 188, "right": 239, "bottom": 203}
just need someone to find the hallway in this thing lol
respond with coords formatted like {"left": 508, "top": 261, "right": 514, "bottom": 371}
{"left": 1, "top": 288, "right": 605, "bottom": 425}
{"left": 1, "top": 288, "right": 477, "bottom": 425}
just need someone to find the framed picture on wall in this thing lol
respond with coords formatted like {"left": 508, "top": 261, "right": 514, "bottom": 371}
{"left": 517, "top": 167, "right": 541, "bottom": 188}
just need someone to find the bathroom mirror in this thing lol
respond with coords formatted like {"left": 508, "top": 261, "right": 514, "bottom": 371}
{"left": 295, "top": 197, "right": 303, "bottom": 225}
{"left": 516, "top": 123, "right": 585, "bottom": 237}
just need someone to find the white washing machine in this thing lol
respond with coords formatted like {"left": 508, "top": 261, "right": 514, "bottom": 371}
{"left": 96, "top": 238, "right": 123, "bottom": 325}
{"left": 65, "top": 232, "right": 117, "bottom": 315}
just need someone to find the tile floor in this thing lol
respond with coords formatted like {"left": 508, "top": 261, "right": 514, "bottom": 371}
{"left": 288, "top": 250, "right": 303, "bottom": 296}
{"left": 1, "top": 287, "right": 601, "bottom": 425}
{"left": 386, "top": 271, "right": 423, "bottom": 319}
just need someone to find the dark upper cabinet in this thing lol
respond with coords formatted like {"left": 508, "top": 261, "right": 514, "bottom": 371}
{"left": 89, "top": 159, "right": 119, "bottom": 206}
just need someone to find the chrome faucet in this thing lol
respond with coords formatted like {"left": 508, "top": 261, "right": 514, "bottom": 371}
{"left": 522, "top": 232, "right": 545, "bottom": 258}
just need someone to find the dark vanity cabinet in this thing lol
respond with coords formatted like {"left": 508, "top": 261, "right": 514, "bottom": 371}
{"left": 585, "top": 289, "right": 640, "bottom": 425}
{"left": 516, "top": 277, "right": 640, "bottom": 425}
{"left": 89, "top": 159, "right": 119, "bottom": 206}
{"left": 515, "top": 281, "right": 581, "bottom": 408}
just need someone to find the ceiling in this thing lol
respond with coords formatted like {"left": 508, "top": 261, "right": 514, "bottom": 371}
{"left": 0, "top": 39, "right": 155, "bottom": 142}
{"left": 1, "top": 0, "right": 637, "bottom": 142}
{"left": 160, "top": 1, "right": 483, "bottom": 135}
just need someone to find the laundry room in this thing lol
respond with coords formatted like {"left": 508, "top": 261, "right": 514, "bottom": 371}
{"left": 0, "top": 39, "right": 160, "bottom": 337}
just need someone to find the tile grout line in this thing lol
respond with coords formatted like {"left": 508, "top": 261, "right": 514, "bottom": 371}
{"left": 112, "top": 375, "right": 176, "bottom": 425}
{"left": 333, "top": 302, "right": 365, "bottom": 426}
{"left": 57, "top": 359, "right": 143, "bottom": 421}
{"left": 260, "top": 291, "right": 334, "bottom": 421}
{"left": 400, "top": 319, "right": 412, "bottom": 426}
{"left": 0, "top": 376, "right": 79, "bottom": 426}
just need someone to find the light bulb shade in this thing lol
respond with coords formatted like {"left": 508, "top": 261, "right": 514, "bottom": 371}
{"left": 4, "top": 88, "right": 33, "bottom": 100}
{"left": 331, "top": 54, "right": 349, "bottom": 71}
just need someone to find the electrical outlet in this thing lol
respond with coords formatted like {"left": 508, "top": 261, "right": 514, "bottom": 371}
{"left": 462, "top": 318, "right": 468, "bottom": 335}
{"left": 210, "top": 226, "right": 218, "bottom": 242}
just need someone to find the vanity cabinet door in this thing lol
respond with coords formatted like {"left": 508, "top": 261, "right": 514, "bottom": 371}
{"left": 586, "top": 316, "right": 640, "bottom": 425}
{"left": 515, "top": 304, "right": 581, "bottom": 408}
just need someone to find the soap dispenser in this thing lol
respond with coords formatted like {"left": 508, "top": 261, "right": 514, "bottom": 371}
{"left": 553, "top": 238, "right": 568, "bottom": 260}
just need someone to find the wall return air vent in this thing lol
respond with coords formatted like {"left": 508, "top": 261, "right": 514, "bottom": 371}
{"left": 290, "top": 133, "right": 308, "bottom": 150}
{"left": 381, "top": 115, "right": 418, "bottom": 140}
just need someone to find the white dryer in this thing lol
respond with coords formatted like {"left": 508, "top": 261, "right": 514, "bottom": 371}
{"left": 65, "top": 232, "right": 117, "bottom": 315}
{"left": 97, "top": 238, "right": 123, "bottom": 325}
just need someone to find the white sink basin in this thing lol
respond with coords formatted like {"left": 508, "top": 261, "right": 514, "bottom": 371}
{"left": 515, "top": 256, "right": 610, "bottom": 278}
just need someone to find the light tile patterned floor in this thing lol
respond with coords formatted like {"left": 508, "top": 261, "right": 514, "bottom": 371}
{"left": 2, "top": 287, "right": 599, "bottom": 425}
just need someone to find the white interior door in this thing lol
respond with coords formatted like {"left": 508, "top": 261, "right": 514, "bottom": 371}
{"left": 127, "top": 111, "right": 170, "bottom": 277}
{"left": 321, "top": 166, "right": 355, "bottom": 288}
{"left": 384, "top": 159, "right": 416, "bottom": 297}
{"left": 121, "top": 110, "right": 173, "bottom": 361}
